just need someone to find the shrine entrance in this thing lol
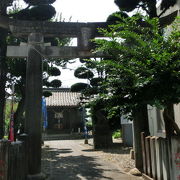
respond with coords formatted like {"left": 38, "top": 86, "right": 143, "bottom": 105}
{"left": 0, "top": 15, "right": 109, "bottom": 179}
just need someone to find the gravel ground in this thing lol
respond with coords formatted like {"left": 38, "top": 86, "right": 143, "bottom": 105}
{"left": 82, "top": 138, "right": 135, "bottom": 173}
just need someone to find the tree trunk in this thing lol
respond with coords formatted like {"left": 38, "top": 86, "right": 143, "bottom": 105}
{"left": 0, "top": 28, "right": 8, "bottom": 139}
{"left": 93, "top": 123, "right": 112, "bottom": 149}
{"left": 93, "top": 110, "right": 113, "bottom": 149}
{"left": 163, "top": 104, "right": 180, "bottom": 137}
{"left": 133, "top": 105, "right": 150, "bottom": 171}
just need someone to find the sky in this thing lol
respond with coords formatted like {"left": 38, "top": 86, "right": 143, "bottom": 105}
{"left": 53, "top": 0, "right": 119, "bottom": 22}
{"left": 18, "top": 0, "right": 119, "bottom": 87}
{"left": 52, "top": 0, "right": 119, "bottom": 87}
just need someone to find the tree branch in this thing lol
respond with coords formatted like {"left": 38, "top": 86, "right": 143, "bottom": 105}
{"left": 163, "top": 108, "right": 180, "bottom": 136}
{"left": 158, "top": 7, "right": 169, "bottom": 18}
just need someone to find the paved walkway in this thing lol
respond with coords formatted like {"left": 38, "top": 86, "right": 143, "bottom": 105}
{"left": 42, "top": 138, "right": 143, "bottom": 180}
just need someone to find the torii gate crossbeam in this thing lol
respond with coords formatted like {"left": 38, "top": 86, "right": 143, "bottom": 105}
{"left": 0, "top": 15, "right": 109, "bottom": 180}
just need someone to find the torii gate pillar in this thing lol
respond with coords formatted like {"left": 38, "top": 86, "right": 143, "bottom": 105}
{"left": 25, "top": 33, "right": 44, "bottom": 179}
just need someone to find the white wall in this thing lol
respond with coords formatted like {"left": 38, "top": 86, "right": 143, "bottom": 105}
{"left": 147, "top": 105, "right": 166, "bottom": 138}
{"left": 174, "top": 104, "right": 180, "bottom": 128}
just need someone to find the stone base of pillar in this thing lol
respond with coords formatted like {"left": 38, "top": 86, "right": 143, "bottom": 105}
{"left": 27, "top": 173, "right": 46, "bottom": 180}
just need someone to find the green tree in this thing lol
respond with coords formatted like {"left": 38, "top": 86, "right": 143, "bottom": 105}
{"left": 9, "top": 0, "right": 56, "bottom": 21}
{"left": 6, "top": 50, "right": 62, "bottom": 137}
{"left": 93, "top": 15, "right": 180, "bottom": 136}
{"left": 71, "top": 59, "right": 121, "bottom": 148}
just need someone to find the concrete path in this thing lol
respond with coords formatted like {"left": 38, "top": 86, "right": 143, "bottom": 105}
{"left": 42, "top": 138, "right": 143, "bottom": 180}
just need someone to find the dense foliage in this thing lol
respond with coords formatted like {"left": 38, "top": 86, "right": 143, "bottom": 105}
{"left": 73, "top": 14, "right": 179, "bottom": 136}
{"left": 10, "top": 5, "right": 56, "bottom": 21}
{"left": 94, "top": 15, "right": 179, "bottom": 113}
{"left": 92, "top": 15, "right": 179, "bottom": 135}
{"left": 71, "top": 83, "right": 90, "bottom": 92}
{"left": 74, "top": 67, "right": 94, "bottom": 79}
{"left": 9, "top": 0, "right": 56, "bottom": 21}
{"left": 23, "top": 0, "right": 55, "bottom": 5}
{"left": 114, "top": 0, "right": 177, "bottom": 18}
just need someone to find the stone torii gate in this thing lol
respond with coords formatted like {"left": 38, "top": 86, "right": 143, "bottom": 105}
{"left": 0, "top": 15, "right": 108, "bottom": 179}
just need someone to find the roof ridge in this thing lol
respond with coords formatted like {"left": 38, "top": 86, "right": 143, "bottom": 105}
{"left": 46, "top": 91, "right": 82, "bottom": 107}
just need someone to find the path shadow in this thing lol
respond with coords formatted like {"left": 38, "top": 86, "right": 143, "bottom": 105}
{"left": 41, "top": 147, "right": 124, "bottom": 180}
{"left": 43, "top": 147, "right": 73, "bottom": 154}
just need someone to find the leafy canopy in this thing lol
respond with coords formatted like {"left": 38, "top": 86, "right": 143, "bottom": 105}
{"left": 93, "top": 15, "right": 180, "bottom": 116}
{"left": 9, "top": 0, "right": 56, "bottom": 21}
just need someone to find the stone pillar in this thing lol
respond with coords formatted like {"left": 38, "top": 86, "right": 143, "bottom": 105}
{"left": 25, "top": 33, "right": 44, "bottom": 179}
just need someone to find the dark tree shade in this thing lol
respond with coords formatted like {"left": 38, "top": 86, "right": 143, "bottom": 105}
{"left": 23, "top": 0, "right": 56, "bottom": 5}
{"left": 79, "top": 58, "right": 89, "bottom": 63}
{"left": 49, "top": 67, "right": 61, "bottom": 76}
{"left": 43, "top": 80, "right": 51, "bottom": 87}
{"left": 107, "top": 11, "right": 129, "bottom": 23}
{"left": 43, "top": 62, "right": 48, "bottom": 72}
{"left": 71, "top": 83, "right": 90, "bottom": 92}
{"left": 50, "top": 79, "right": 62, "bottom": 87}
{"left": 90, "top": 77, "right": 103, "bottom": 87}
{"left": 43, "top": 91, "right": 52, "bottom": 97}
{"left": 11, "top": 5, "right": 56, "bottom": 21}
{"left": 7, "top": 58, "right": 26, "bottom": 78}
{"left": 114, "top": 0, "right": 140, "bottom": 12}
{"left": 83, "top": 87, "right": 99, "bottom": 96}
{"left": 74, "top": 67, "right": 94, "bottom": 79}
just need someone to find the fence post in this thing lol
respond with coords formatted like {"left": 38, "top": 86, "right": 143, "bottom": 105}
{"left": 161, "top": 138, "right": 170, "bottom": 180}
{"left": 0, "top": 140, "right": 10, "bottom": 180}
{"left": 19, "top": 133, "right": 28, "bottom": 178}
{"left": 145, "top": 136, "right": 152, "bottom": 177}
{"left": 141, "top": 132, "right": 147, "bottom": 174}
{"left": 155, "top": 137, "right": 163, "bottom": 180}
{"left": 150, "top": 136, "right": 157, "bottom": 180}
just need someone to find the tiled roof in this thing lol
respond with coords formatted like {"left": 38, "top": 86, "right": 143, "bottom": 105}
{"left": 46, "top": 90, "right": 81, "bottom": 107}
